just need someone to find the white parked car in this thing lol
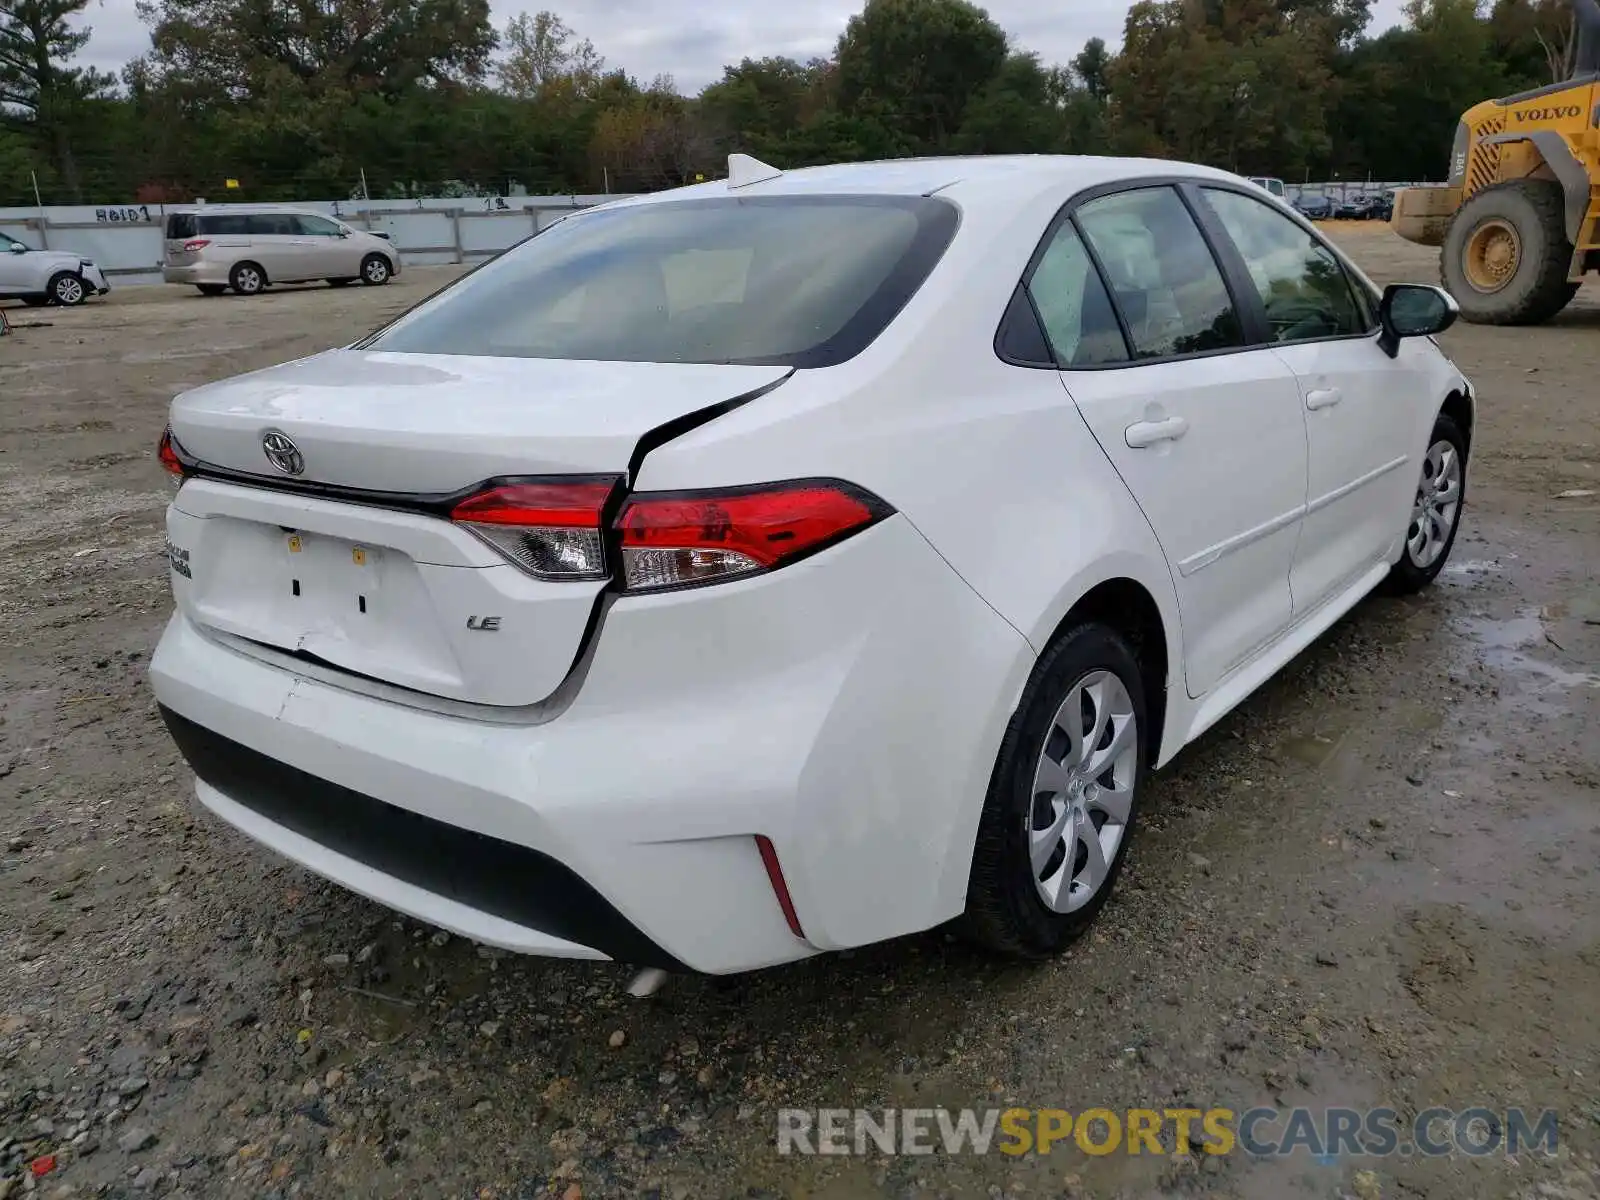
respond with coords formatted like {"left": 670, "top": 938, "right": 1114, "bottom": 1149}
{"left": 149, "top": 155, "right": 1472, "bottom": 976}
{"left": 0, "top": 230, "right": 111, "bottom": 306}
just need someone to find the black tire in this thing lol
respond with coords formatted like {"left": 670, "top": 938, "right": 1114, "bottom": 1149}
{"left": 196, "top": 284, "right": 227, "bottom": 297}
{"left": 327, "top": 277, "right": 356, "bottom": 288}
{"left": 1387, "top": 413, "right": 1468, "bottom": 594}
{"left": 1441, "top": 181, "right": 1575, "bottom": 325}
{"left": 21, "top": 296, "right": 47, "bottom": 307}
{"left": 359, "top": 254, "right": 391, "bottom": 286}
{"left": 229, "top": 261, "right": 266, "bottom": 296}
{"left": 46, "top": 271, "right": 88, "bottom": 307}
{"left": 963, "top": 622, "right": 1149, "bottom": 958}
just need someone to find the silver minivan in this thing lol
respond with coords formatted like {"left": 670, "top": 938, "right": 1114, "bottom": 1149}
{"left": 162, "top": 206, "right": 401, "bottom": 296}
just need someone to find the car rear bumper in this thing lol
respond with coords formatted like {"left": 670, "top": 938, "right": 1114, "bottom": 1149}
{"left": 159, "top": 705, "right": 677, "bottom": 965}
{"left": 164, "top": 263, "right": 230, "bottom": 286}
{"left": 149, "top": 513, "right": 1032, "bottom": 973}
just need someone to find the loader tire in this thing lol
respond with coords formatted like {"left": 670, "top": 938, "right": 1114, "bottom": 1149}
{"left": 1441, "top": 180, "right": 1576, "bottom": 326}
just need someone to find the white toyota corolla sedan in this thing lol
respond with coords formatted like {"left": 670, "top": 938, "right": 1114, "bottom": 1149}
{"left": 150, "top": 154, "right": 1473, "bottom": 975}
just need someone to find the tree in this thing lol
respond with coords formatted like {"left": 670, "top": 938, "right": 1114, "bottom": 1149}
{"left": 588, "top": 76, "right": 717, "bottom": 191}
{"left": 699, "top": 56, "right": 824, "bottom": 153}
{"left": 1488, "top": 0, "right": 1554, "bottom": 85}
{"left": 2, "top": 0, "right": 1573, "bottom": 205}
{"left": 135, "top": 0, "right": 498, "bottom": 102}
{"left": 1072, "top": 37, "right": 1111, "bottom": 101}
{"left": 773, "top": 109, "right": 915, "bottom": 165}
{"left": 497, "top": 10, "right": 602, "bottom": 98}
{"left": 954, "top": 53, "right": 1110, "bottom": 154}
{"left": 1330, "top": 0, "right": 1512, "bottom": 180}
{"left": 1403, "top": 0, "right": 1514, "bottom": 126}
{"left": 835, "top": 0, "right": 1009, "bottom": 150}
{"left": 1109, "top": 0, "right": 1336, "bottom": 174}
{"left": 1528, "top": 0, "right": 1585, "bottom": 81}
{"left": 0, "top": 0, "right": 112, "bottom": 201}
{"left": 1281, "top": 0, "right": 1375, "bottom": 45}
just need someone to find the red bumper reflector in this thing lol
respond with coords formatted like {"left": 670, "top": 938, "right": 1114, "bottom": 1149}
{"left": 754, "top": 834, "right": 805, "bottom": 940}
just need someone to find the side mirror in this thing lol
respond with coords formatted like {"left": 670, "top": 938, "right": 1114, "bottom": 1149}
{"left": 1378, "top": 283, "right": 1458, "bottom": 357}
{"left": 7, "top": 243, "right": 26, "bottom": 254}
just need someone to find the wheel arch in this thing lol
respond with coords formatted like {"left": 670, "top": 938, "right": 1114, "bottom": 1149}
{"left": 1035, "top": 566, "right": 1181, "bottom": 770}
{"left": 1479, "top": 131, "right": 1591, "bottom": 246}
{"left": 46, "top": 268, "right": 85, "bottom": 303}
{"left": 1440, "top": 386, "right": 1474, "bottom": 455}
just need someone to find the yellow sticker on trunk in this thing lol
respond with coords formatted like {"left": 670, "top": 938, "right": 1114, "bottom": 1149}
{"left": 352, "top": 547, "right": 367, "bottom": 566}
{"left": 287, "top": 535, "right": 302, "bottom": 553}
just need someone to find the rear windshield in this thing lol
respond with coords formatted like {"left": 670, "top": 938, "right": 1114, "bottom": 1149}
{"left": 166, "top": 213, "right": 197, "bottom": 239}
{"left": 362, "top": 195, "right": 960, "bottom": 367}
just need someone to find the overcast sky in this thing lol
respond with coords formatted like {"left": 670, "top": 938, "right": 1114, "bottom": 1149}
{"left": 76, "top": 0, "right": 1410, "bottom": 93}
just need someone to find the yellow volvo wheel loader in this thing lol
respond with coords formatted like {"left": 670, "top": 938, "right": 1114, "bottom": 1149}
{"left": 1392, "top": 0, "right": 1600, "bottom": 324}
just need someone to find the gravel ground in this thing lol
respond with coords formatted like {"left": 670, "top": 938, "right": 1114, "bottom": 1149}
{"left": 2, "top": 229, "right": 1599, "bottom": 1200}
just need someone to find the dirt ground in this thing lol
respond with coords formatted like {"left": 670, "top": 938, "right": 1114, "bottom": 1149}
{"left": 2, "top": 227, "right": 1599, "bottom": 1200}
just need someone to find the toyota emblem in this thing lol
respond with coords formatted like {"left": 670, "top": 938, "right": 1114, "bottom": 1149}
{"left": 261, "top": 430, "right": 305, "bottom": 476}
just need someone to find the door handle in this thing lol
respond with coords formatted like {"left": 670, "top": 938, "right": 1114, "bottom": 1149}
{"left": 1124, "top": 416, "right": 1189, "bottom": 449}
{"left": 1306, "top": 387, "right": 1343, "bottom": 411}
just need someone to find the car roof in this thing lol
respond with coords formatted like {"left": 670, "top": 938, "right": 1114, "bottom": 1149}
{"left": 168, "top": 205, "right": 328, "bottom": 215}
{"left": 599, "top": 155, "right": 1248, "bottom": 214}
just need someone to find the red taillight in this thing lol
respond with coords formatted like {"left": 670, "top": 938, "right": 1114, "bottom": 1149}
{"left": 449, "top": 478, "right": 618, "bottom": 580}
{"left": 183, "top": 239, "right": 210, "bottom": 252}
{"left": 450, "top": 476, "right": 890, "bottom": 589}
{"left": 157, "top": 426, "right": 186, "bottom": 478}
{"left": 451, "top": 480, "right": 614, "bottom": 527}
{"left": 614, "top": 479, "right": 890, "bottom": 593}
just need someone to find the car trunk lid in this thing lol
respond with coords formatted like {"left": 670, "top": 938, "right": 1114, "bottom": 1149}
{"left": 165, "top": 350, "right": 791, "bottom": 707}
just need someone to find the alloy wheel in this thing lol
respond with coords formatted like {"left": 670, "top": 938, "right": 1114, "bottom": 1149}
{"left": 1029, "top": 669, "right": 1138, "bottom": 914}
{"left": 1408, "top": 438, "right": 1462, "bottom": 569}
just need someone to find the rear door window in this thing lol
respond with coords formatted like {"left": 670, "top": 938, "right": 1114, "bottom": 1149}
{"left": 198, "top": 214, "right": 249, "bottom": 236}
{"left": 246, "top": 214, "right": 298, "bottom": 236}
{"left": 1075, "top": 187, "right": 1244, "bottom": 360}
{"left": 1025, "top": 222, "right": 1128, "bottom": 367}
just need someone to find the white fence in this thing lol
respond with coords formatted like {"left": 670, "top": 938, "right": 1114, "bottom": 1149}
{"left": 0, "top": 194, "right": 626, "bottom": 288}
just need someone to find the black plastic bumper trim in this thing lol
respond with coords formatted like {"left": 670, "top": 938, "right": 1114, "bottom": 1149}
{"left": 158, "top": 705, "right": 686, "bottom": 971}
